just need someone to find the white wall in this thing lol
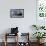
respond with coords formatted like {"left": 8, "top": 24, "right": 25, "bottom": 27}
{"left": 0, "top": 0, "right": 36, "bottom": 42}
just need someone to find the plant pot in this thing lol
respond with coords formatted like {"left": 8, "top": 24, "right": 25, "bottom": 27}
{"left": 40, "top": 38, "right": 45, "bottom": 43}
{"left": 37, "top": 39, "right": 45, "bottom": 44}
{"left": 37, "top": 39, "right": 40, "bottom": 43}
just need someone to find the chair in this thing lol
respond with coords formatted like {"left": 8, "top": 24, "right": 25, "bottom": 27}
{"left": 4, "top": 27, "right": 19, "bottom": 46}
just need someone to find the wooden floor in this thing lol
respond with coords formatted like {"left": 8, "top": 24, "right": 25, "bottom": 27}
{"left": 0, "top": 42, "right": 46, "bottom": 46}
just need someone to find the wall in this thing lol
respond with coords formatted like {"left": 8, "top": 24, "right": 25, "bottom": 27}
{"left": 0, "top": 0, "right": 36, "bottom": 42}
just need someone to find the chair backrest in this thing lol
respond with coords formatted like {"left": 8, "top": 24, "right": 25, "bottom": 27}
{"left": 11, "top": 27, "right": 18, "bottom": 34}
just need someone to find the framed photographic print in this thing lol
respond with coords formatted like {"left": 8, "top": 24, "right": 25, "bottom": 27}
{"left": 36, "top": 0, "right": 46, "bottom": 26}
{"left": 10, "top": 9, "right": 24, "bottom": 18}
{"left": 37, "top": 0, "right": 46, "bottom": 18}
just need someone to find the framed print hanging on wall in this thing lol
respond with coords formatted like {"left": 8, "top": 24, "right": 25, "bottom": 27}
{"left": 37, "top": 0, "right": 46, "bottom": 18}
{"left": 10, "top": 9, "right": 24, "bottom": 18}
{"left": 36, "top": 0, "right": 46, "bottom": 26}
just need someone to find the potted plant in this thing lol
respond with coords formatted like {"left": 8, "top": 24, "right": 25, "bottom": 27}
{"left": 32, "top": 25, "right": 39, "bottom": 30}
{"left": 40, "top": 26, "right": 45, "bottom": 29}
{"left": 33, "top": 32, "right": 46, "bottom": 43}
{"left": 32, "top": 24, "right": 45, "bottom": 30}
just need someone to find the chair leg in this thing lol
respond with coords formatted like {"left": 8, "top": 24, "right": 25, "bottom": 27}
{"left": 4, "top": 41, "right": 7, "bottom": 46}
{"left": 4, "top": 33, "right": 7, "bottom": 46}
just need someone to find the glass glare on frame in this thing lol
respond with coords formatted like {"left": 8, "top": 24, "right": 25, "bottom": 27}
{"left": 37, "top": 0, "right": 46, "bottom": 18}
{"left": 45, "top": 13, "right": 46, "bottom": 17}
{"left": 39, "top": 13, "right": 44, "bottom": 17}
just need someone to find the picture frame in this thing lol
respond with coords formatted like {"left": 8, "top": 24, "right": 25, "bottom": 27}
{"left": 10, "top": 9, "right": 24, "bottom": 18}
{"left": 37, "top": 0, "right": 46, "bottom": 18}
{"left": 36, "top": 0, "right": 46, "bottom": 26}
